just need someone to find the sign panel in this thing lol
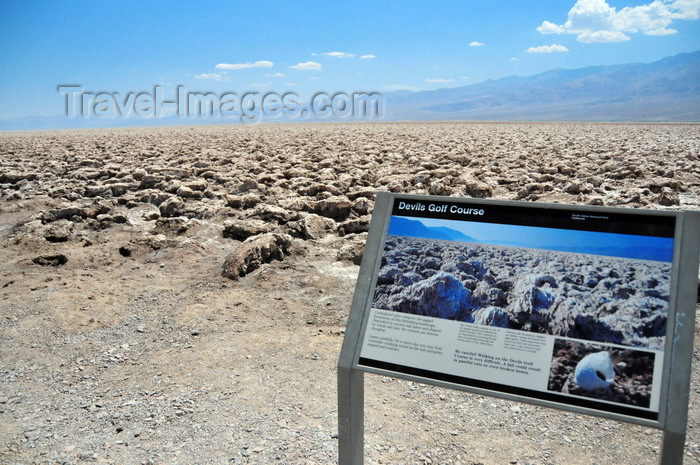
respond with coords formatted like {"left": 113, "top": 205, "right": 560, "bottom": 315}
{"left": 355, "top": 195, "right": 679, "bottom": 422}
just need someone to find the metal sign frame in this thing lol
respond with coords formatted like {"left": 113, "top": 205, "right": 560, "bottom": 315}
{"left": 338, "top": 191, "right": 699, "bottom": 465}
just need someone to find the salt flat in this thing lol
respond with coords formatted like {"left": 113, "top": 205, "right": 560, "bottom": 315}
{"left": 1, "top": 122, "right": 698, "bottom": 464}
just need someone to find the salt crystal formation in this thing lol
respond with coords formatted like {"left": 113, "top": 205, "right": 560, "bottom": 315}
{"left": 574, "top": 351, "right": 616, "bottom": 390}
{"left": 548, "top": 340, "right": 654, "bottom": 406}
{"left": 373, "top": 235, "right": 671, "bottom": 349}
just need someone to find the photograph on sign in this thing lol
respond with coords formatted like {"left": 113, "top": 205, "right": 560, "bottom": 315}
{"left": 548, "top": 339, "right": 655, "bottom": 407}
{"left": 357, "top": 198, "right": 675, "bottom": 420}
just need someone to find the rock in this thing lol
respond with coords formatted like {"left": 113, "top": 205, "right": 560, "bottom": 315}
{"left": 285, "top": 214, "right": 334, "bottom": 240}
{"left": 96, "top": 214, "right": 115, "bottom": 227}
{"left": 32, "top": 254, "right": 68, "bottom": 266}
{"left": 336, "top": 237, "right": 365, "bottom": 265}
{"left": 24, "top": 430, "right": 42, "bottom": 441}
{"left": 185, "top": 179, "right": 208, "bottom": 191}
{"left": 413, "top": 171, "right": 432, "bottom": 185}
{"left": 516, "top": 183, "right": 546, "bottom": 199}
{"left": 226, "top": 193, "right": 261, "bottom": 209}
{"left": 176, "top": 186, "right": 203, "bottom": 200}
{"left": 140, "top": 191, "right": 170, "bottom": 206}
{"left": 42, "top": 202, "right": 111, "bottom": 223}
{"left": 0, "top": 172, "right": 34, "bottom": 184}
{"left": 131, "top": 168, "right": 148, "bottom": 180}
{"left": 297, "top": 183, "right": 340, "bottom": 197}
{"left": 346, "top": 189, "right": 376, "bottom": 201}
{"left": 647, "top": 177, "right": 680, "bottom": 193}
{"left": 145, "top": 234, "right": 168, "bottom": 250}
{"left": 163, "top": 180, "right": 183, "bottom": 194}
{"left": 246, "top": 204, "right": 299, "bottom": 224}
{"left": 236, "top": 179, "right": 259, "bottom": 193}
{"left": 657, "top": 187, "right": 679, "bottom": 206}
{"left": 464, "top": 180, "right": 493, "bottom": 198}
{"left": 155, "top": 217, "right": 189, "bottom": 234}
{"left": 84, "top": 185, "right": 111, "bottom": 197}
{"left": 351, "top": 197, "right": 371, "bottom": 215}
{"left": 109, "top": 183, "right": 133, "bottom": 197}
{"left": 222, "top": 232, "right": 292, "bottom": 279}
{"left": 139, "top": 175, "right": 161, "bottom": 189}
{"left": 278, "top": 197, "right": 312, "bottom": 213}
{"left": 159, "top": 196, "right": 185, "bottom": 218}
{"left": 337, "top": 216, "right": 371, "bottom": 236}
{"left": 313, "top": 196, "right": 352, "bottom": 221}
{"left": 574, "top": 351, "right": 615, "bottom": 390}
{"left": 563, "top": 181, "right": 591, "bottom": 195}
{"left": 43, "top": 223, "right": 71, "bottom": 242}
{"left": 143, "top": 211, "right": 160, "bottom": 221}
{"left": 380, "top": 271, "right": 475, "bottom": 319}
{"left": 428, "top": 181, "right": 453, "bottom": 196}
{"left": 222, "top": 219, "right": 274, "bottom": 241}
{"left": 472, "top": 307, "right": 509, "bottom": 327}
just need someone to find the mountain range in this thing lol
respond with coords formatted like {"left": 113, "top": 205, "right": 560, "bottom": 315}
{"left": 387, "top": 217, "right": 476, "bottom": 242}
{"left": 386, "top": 217, "right": 673, "bottom": 262}
{"left": 1, "top": 51, "right": 698, "bottom": 131}
{"left": 384, "top": 50, "right": 700, "bottom": 122}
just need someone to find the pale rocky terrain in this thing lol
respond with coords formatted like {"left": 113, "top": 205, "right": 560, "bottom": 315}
{"left": 374, "top": 237, "right": 671, "bottom": 350}
{"left": 1, "top": 122, "right": 699, "bottom": 465}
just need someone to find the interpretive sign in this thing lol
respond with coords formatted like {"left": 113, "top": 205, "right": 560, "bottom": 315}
{"left": 338, "top": 191, "right": 700, "bottom": 465}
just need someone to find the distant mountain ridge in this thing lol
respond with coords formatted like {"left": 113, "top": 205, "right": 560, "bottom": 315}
{"left": 1, "top": 51, "right": 698, "bottom": 131}
{"left": 387, "top": 217, "right": 476, "bottom": 242}
{"left": 386, "top": 217, "right": 673, "bottom": 262}
{"left": 384, "top": 50, "right": 700, "bottom": 122}
{"left": 490, "top": 241, "right": 673, "bottom": 262}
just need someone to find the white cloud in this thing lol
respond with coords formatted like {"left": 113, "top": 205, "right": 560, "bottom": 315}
{"left": 265, "top": 72, "right": 285, "bottom": 77}
{"left": 383, "top": 84, "right": 422, "bottom": 92}
{"left": 317, "top": 51, "right": 355, "bottom": 58}
{"left": 526, "top": 44, "right": 570, "bottom": 53}
{"left": 537, "top": 0, "right": 699, "bottom": 43}
{"left": 673, "top": 0, "right": 700, "bottom": 19}
{"left": 215, "top": 60, "right": 274, "bottom": 70}
{"left": 645, "top": 26, "right": 678, "bottom": 35}
{"left": 510, "top": 57, "right": 520, "bottom": 61}
{"left": 289, "top": 61, "right": 322, "bottom": 71}
{"left": 577, "top": 30, "right": 630, "bottom": 42}
{"left": 537, "top": 20, "right": 566, "bottom": 34}
{"left": 469, "top": 41, "right": 485, "bottom": 46}
{"left": 360, "top": 54, "right": 376, "bottom": 59}
{"left": 195, "top": 72, "right": 227, "bottom": 81}
{"left": 425, "top": 78, "right": 455, "bottom": 83}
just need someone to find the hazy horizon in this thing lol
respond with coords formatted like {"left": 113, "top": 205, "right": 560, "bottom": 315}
{"left": 2, "top": 1, "right": 699, "bottom": 130}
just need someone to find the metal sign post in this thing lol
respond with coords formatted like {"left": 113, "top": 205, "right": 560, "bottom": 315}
{"left": 338, "top": 192, "right": 390, "bottom": 465}
{"left": 658, "top": 210, "right": 700, "bottom": 464}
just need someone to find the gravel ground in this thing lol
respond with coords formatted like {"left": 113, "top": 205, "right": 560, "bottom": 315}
{"left": 1, "top": 122, "right": 699, "bottom": 464}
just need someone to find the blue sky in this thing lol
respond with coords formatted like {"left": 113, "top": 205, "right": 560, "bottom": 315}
{"left": 399, "top": 217, "right": 674, "bottom": 262}
{"left": 1, "top": 0, "right": 699, "bottom": 123}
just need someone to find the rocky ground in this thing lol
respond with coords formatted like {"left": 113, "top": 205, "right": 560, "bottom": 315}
{"left": 373, "top": 236, "right": 671, "bottom": 350}
{"left": 1, "top": 122, "right": 699, "bottom": 464}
